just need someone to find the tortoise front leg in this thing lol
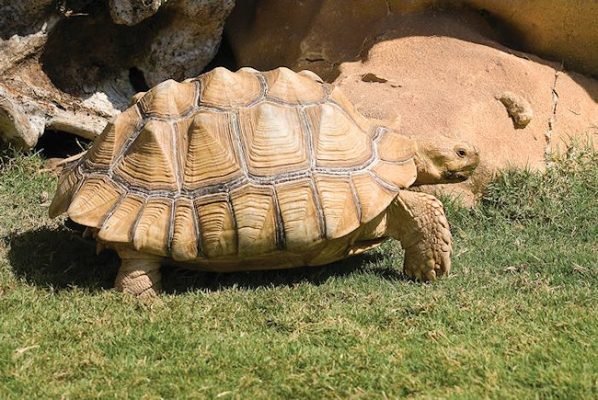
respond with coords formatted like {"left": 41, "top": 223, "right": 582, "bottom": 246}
{"left": 387, "top": 191, "right": 452, "bottom": 281}
{"left": 115, "top": 249, "right": 163, "bottom": 297}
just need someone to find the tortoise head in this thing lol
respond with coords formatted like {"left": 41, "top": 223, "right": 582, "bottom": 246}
{"left": 412, "top": 135, "right": 480, "bottom": 185}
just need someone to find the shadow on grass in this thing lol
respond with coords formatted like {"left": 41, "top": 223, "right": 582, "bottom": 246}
{"left": 162, "top": 252, "right": 403, "bottom": 295}
{"left": 8, "top": 227, "right": 120, "bottom": 292}
{"left": 8, "top": 227, "right": 405, "bottom": 294}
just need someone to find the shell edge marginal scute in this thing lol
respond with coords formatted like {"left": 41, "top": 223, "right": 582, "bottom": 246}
{"left": 97, "top": 190, "right": 126, "bottom": 233}
{"left": 368, "top": 170, "right": 402, "bottom": 193}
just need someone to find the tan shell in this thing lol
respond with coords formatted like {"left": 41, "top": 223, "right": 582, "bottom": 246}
{"left": 50, "top": 67, "right": 417, "bottom": 262}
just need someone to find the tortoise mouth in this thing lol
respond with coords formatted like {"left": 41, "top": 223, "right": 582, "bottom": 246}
{"left": 443, "top": 170, "right": 472, "bottom": 183}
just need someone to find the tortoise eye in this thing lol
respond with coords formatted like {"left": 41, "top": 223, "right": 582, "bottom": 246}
{"left": 456, "top": 149, "right": 467, "bottom": 158}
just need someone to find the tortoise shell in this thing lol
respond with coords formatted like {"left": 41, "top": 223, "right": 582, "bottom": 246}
{"left": 50, "top": 67, "right": 417, "bottom": 262}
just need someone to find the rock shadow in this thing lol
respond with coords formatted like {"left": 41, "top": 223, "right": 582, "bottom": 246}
{"left": 8, "top": 227, "right": 405, "bottom": 295}
{"left": 227, "top": 5, "right": 596, "bottom": 101}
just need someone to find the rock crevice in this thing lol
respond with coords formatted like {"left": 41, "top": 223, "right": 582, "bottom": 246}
{"left": 545, "top": 69, "right": 561, "bottom": 162}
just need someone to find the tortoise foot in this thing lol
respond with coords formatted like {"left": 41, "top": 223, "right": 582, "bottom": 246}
{"left": 390, "top": 191, "right": 452, "bottom": 282}
{"left": 403, "top": 240, "right": 451, "bottom": 282}
{"left": 115, "top": 250, "right": 162, "bottom": 297}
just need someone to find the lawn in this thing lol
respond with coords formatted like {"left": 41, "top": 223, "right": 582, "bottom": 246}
{"left": 0, "top": 146, "right": 596, "bottom": 399}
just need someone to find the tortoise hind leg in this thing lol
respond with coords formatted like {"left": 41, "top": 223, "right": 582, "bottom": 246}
{"left": 115, "top": 249, "right": 162, "bottom": 297}
{"left": 387, "top": 191, "right": 452, "bottom": 281}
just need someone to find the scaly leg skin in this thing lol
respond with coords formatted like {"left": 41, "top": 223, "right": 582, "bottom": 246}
{"left": 387, "top": 191, "right": 452, "bottom": 281}
{"left": 115, "top": 249, "right": 163, "bottom": 297}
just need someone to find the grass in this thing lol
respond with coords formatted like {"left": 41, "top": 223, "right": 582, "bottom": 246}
{"left": 0, "top": 146, "right": 596, "bottom": 399}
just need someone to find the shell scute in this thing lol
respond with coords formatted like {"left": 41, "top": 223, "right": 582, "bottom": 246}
{"left": 98, "top": 194, "right": 144, "bottom": 244}
{"left": 195, "top": 194, "right": 237, "bottom": 258}
{"left": 85, "top": 106, "right": 142, "bottom": 170}
{"left": 264, "top": 67, "right": 326, "bottom": 104}
{"left": 328, "top": 87, "right": 371, "bottom": 133}
{"left": 371, "top": 129, "right": 418, "bottom": 190}
{"left": 239, "top": 102, "right": 309, "bottom": 176}
{"left": 231, "top": 184, "right": 279, "bottom": 256}
{"left": 171, "top": 197, "right": 199, "bottom": 261}
{"left": 297, "top": 70, "right": 324, "bottom": 83}
{"left": 376, "top": 128, "right": 416, "bottom": 162}
{"left": 304, "top": 103, "right": 372, "bottom": 168}
{"left": 49, "top": 166, "right": 83, "bottom": 218}
{"left": 276, "top": 179, "right": 322, "bottom": 252}
{"left": 132, "top": 198, "right": 172, "bottom": 256}
{"left": 138, "top": 79, "right": 197, "bottom": 118}
{"left": 199, "top": 67, "right": 262, "bottom": 108}
{"left": 67, "top": 176, "right": 123, "bottom": 228}
{"left": 113, "top": 119, "right": 179, "bottom": 191}
{"left": 351, "top": 173, "right": 396, "bottom": 223}
{"left": 314, "top": 174, "right": 361, "bottom": 239}
{"left": 183, "top": 111, "right": 242, "bottom": 190}
{"left": 371, "top": 160, "right": 417, "bottom": 190}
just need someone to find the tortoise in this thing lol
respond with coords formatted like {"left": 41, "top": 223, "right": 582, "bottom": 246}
{"left": 49, "top": 67, "right": 480, "bottom": 297}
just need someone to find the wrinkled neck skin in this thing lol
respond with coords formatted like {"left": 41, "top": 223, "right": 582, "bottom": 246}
{"left": 413, "top": 148, "right": 442, "bottom": 185}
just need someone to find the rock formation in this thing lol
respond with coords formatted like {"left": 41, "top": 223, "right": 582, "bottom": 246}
{"left": 334, "top": 11, "right": 597, "bottom": 203}
{"left": 0, "top": 0, "right": 234, "bottom": 148}
{"left": 226, "top": 1, "right": 598, "bottom": 203}
{"left": 2, "top": 0, "right": 596, "bottom": 203}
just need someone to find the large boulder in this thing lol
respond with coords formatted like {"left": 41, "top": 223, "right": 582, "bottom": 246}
{"left": 0, "top": 0, "right": 234, "bottom": 149}
{"left": 334, "top": 11, "right": 597, "bottom": 203}
{"left": 227, "top": 4, "right": 597, "bottom": 203}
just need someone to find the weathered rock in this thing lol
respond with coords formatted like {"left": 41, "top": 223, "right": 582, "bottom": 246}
{"left": 109, "top": 0, "right": 163, "bottom": 25}
{"left": 549, "top": 71, "right": 598, "bottom": 157}
{"left": 0, "top": 0, "right": 234, "bottom": 149}
{"left": 0, "top": 16, "right": 117, "bottom": 148}
{"left": 0, "top": 87, "right": 43, "bottom": 149}
{"left": 140, "top": 0, "right": 235, "bottom": 86}
{"left": 227, "top": 0, "right": 390, "bottom": 81}
{"left": 0, "top": 0, "right": 55, "bottom": 37}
